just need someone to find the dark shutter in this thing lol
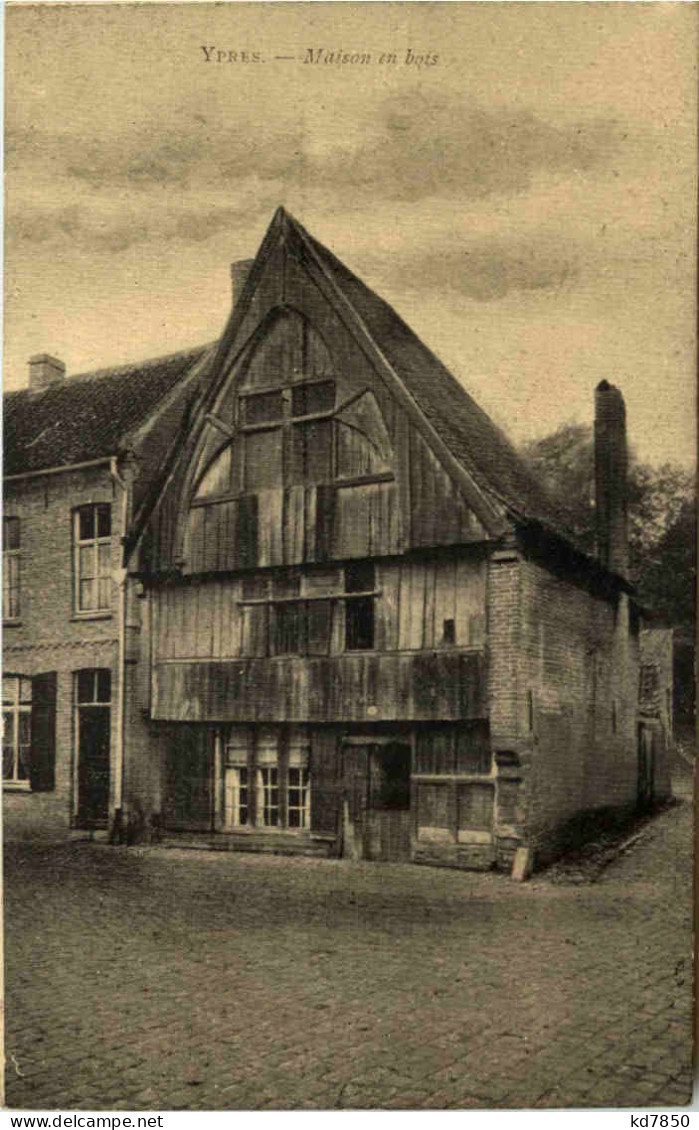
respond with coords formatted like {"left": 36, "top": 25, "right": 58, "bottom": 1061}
{"left": 310, "top": 730, "right": 340, "bottom": 836}
{"left": 29, "top": 672, "right": 57, "bottom": 792}
{"left": 236, "top": 494, "right": 259, "bottom": 569}
{"left": 315, "top": 485, "right": 336, "bottom": 562}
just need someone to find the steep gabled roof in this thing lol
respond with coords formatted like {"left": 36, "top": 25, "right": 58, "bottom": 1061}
{"left": 287, "top": 212, "right": 565, "bottom": 534}
{"left": 4, "top": 345, "right": 212, "bottom": 478}
{"left": 6, "top": 207, "right": 572, "bottom": 555}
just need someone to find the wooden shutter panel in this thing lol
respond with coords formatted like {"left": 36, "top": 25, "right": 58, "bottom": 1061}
{"left": 315, "top": 484, "right": 336, "bottom": 562}
{"left": 236, "top": 494, "right": 258, "bottom": 569}
{"left": 29, "top": 672, "right": 57, "bottom": 792}
{"left": 309, "top": 730, "right": 340, "bottom": 836}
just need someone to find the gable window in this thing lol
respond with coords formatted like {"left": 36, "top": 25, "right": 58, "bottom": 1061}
{"left": 2, "top": 675, "right": 31, "bottom": 787}
{"left": 222, "top": 727, "right": 310, "bottom": 831}
{"left": 240, "top": 379, "right": 336, "bottom": 491}
{"left": 3, "top": 517, "right": 20, "bottom": 621}
{"left": 74, "top": 504, "right": 112, "bottom": 613}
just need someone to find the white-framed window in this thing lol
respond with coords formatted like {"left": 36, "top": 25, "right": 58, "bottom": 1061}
{"left": 287, "top": 766, "right": 311, "bottom": 829}
{"left": 2, "top": 675, "right": 32, "bottom": 787}
{"left": 73, "top": 504, "right": 112, "bottom": 613}
{"left": 224, "top": 731, "right": 250, "bottom": 828}
{"left": 3, "top": 516, "right": 21, "bottom": 620}
{"left": 222, "top": 726, "right": 311, "bottom": 831}
{"left": 256, "top": 733, "right": 280, "bottom": 827}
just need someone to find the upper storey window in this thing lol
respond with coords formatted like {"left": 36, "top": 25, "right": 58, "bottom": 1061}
{"left": 74, "top": 504, "right": 112, "bottom": 614}
{"left": 3, "top": 517, "right": 21, "bottom": 621}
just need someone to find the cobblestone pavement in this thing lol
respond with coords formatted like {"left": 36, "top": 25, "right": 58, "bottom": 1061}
{"left": 5, "top": 785, "right": 694, "bottom": 1111}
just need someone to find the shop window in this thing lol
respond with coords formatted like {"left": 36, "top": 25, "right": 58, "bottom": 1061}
{"left": 222, "top": 727, "right": 310, "bottom": 831}
{"left": 287, "top": 738, "right": 311, "bottom": 829}
{"left": 224, "top": 731, "right": 250, "bottom": 828}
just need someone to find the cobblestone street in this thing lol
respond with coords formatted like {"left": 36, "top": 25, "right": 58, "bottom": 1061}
{"left": 5, "top": 784, "right": 694, "bottom": 1111}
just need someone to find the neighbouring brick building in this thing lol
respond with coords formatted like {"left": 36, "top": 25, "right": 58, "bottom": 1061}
{"left": 3, "top": 207, "right": 670, "bottom": 870}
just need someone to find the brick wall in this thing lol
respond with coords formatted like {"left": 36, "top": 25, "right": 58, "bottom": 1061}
{"left": 4, "top": 466, "right": 122, "bottom": 840}
{"left": 487, "top": 545, "right": 641, "bottom": 857}
{"left": 517, "top": 558, "right": 639, "bottom": 843}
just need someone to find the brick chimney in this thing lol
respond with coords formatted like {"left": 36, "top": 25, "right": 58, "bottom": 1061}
{"left": 28, "top": 354, "right": 66, "bottom": 392}
{"left": 594, "top": 380, "right": 628, "bottom": 578}
{"left": 230, "top": 259, "right": 254, "bottom": 306}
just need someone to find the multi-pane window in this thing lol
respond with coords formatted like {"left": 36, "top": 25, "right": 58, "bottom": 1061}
{"left": 223, "top": 731, "right": 249, "bottom": 827}
{"left": 287, "top": 736, "right": 311, "bottom": 828}
{"left": 3, "top": 517, "right": 20, "bottom": 620}
{"left": 241, "top": 379, "right": 336, "bottom": 491}
{"left": 238, "top": 564, "right": 377, "bottom": 657}
{"left": 2, "top": 675, "right": 31, "bottom": 786}
{"left": 74, "top": 504, "right": 112, "bottom": 613}
{"left": 75, "top": 668, "right": 111, "bottom": 706}
{"left": 222, "top": 727, "right": 310, "bottom": 831}
{"left": 256, "top": 733, "right": 280, "bottom": 827}
{"left": 258, "top": 766, "right": 280, "bottom": 826}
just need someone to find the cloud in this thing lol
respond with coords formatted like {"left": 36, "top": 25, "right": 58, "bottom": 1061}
{"left": 308, "top": 92, "right": 624, "bottom": 202}
{"left": 4, "top": 90, "right": 627, "bottom": 257}
{"left": 361, "top": 234, "right": 579, "bottom": 303}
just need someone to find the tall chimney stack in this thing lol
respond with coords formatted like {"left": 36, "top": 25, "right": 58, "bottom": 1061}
{"left": 594, "top": 380, "right": 628, "bottom": 578}
{"left": 230, "top": 259, "right": 254, "bottom": 307}
{"left": 28, "top": 354, "right": 66, "bottom": 392}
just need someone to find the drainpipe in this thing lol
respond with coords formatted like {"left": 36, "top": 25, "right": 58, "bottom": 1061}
{"left": 110, "top": 457, "right": 129, "bottom": 832}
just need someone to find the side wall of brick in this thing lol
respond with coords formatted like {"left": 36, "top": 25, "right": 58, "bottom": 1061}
{"left": 517, "top": 558, "right": 639, "bottom": 842}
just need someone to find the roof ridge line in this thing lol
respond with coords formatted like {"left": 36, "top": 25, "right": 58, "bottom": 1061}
{"left": 5, "top": 341, "right": 215, "bottom": 397}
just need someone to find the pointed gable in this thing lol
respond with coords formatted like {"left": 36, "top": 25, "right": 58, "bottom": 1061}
{"left": 141, "top": 207, "right": 567, "bottom": 575}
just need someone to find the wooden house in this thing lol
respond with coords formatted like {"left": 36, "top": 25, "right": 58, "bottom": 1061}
{"left": 123, "top": 207, "right": 661, "bottom": 871}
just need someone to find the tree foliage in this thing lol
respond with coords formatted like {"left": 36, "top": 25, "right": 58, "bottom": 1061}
{"left": 521, "top": 423, "right": 696, "bottom": 636}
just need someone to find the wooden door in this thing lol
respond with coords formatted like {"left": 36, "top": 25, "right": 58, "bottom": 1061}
{"left": 76, "top": 708, "right": 110, "bottom": 827}
{"left": 163, "top": 726, "right": 213, "bottom": 831}
{"left": 342, "top": 742, "right": 412, "bottom": 861}
{"left": 365, "top": 743, "right": 412, "bottom": 861}
{"left": 341, "top": 743, "right": 370, "bottom": 859}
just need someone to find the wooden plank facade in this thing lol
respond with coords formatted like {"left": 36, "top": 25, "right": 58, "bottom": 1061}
{"left": 127, "top": 207, "right": 645, "bottom": 872}
{"left": 133, "top": 211, "right": 506, "bottom": 867}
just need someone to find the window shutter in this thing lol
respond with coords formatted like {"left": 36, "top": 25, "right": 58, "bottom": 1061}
{"left": 309, "top": 732, "right": 340, "bottom": 836}
{"left": 315, "top": 484, "right": 336, "bottom": 562}
{"left": 236, "top": 494, "right": 258, "bottom": 569}
{"left": 29, "top": 672, "right": 57, "bottom": 792}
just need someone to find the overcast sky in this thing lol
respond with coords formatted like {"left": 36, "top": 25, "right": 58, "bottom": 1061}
{"left": 5, "top": 2, "right": 697, "bottom": 466}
